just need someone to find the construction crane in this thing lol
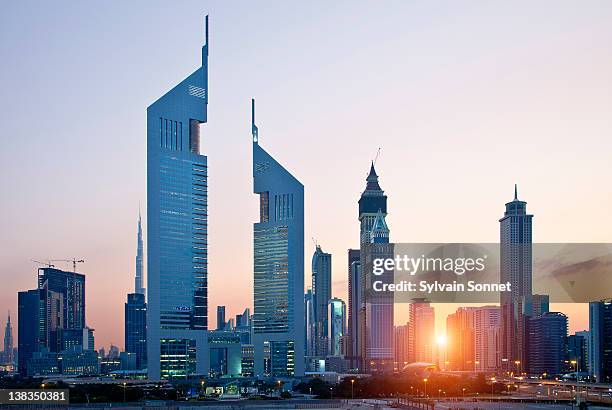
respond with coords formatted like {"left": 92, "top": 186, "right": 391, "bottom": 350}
{"left": 31, "top": 259, "right": 55, "bottom": 268}
{"left": 51, "top": 258, "right": 85, "bottom": 272}
{"left": 31, "top": 258, "right": 85, "bottom": 272}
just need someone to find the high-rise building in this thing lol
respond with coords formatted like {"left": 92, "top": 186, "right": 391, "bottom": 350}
{"left": 147, "top": 17, "right": 210, "bottom": 380}
{"left": 357, "top": 163, "right": 388, "bottom": 373}
{"left": 527, "top": 312, "right": 567, "bottom": 376}
{"left": 135, "top": 210, "right": 145, "bottom": 295}
{"left": 575, "top": 330, "right": 590, "bottom": 374}
{"left": 328, "top": 298, "right": 346, "bottom": 357}
{"left": 408, "top": 300, "right": 435, "bottom": 363}
{"left": 394, "top": 323, "right": 409, "bottom": 370}
{"left": 2, "top": 312, "right": 14, "bottom": 366}
{"left": 361, "top": 209, "right": 394, "bottom": 373}
{"left": 217, "top": 306, "right": 226, "bottom": 331}
{"left": 346, "top": 248, "right": 360, "bottom": 369}
{"left": 312, "top": 245, "right": 332, "bottom": 356}
{"left": 125, "top": 212, "right": 148, "bottom": 370}
{"left": 567, "top": 333, "right": 587, "bottom": 375}
{"left": 125, "top": 293, "right": 147, "bottom": 370}
{"left": 304, "top": 289, "right": 315, "bottom": 357}
{"left": 446, "top": 307, "right": 476, "bottom": 371}
{"left": 589, "top": 300, "right": 612, "bottom": 383}
{"left": 499, "top": 185, "right": 533, "bottom": 369}
{"left": 473, "top": 306, "right": 501, "bottom": 372}
{"left": 252, "top": 99, "right": 304, "bottom": 377}
{"left": 38, "top": 267, "right": 86, "bottom": 331}
{"left": 17, "top": 289, "right": 42, "bottom": 375}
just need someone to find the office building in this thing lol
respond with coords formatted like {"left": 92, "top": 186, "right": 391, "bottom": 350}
{"left": 147, "top": 17, "right": 210, "bottom": 380}
{"left": 567, "top": 333, "right": 587, "bottom": 375}
{"left": 17, "top": 289, "right": 42, "bottom": 375}
{"left": 304, "top": 289, "right": 315, "bottom": 357}
{"left": 346, "top": 248, "right": 360, "bottom": 369}
{"left": 408, "top": 300, "right": 435, "bottom": 363}
{"left": 361, "top": 209, "right": 394, "bottom": 373}
{"left": 217, "top": 306, "right": 226, "bottom": 331}
{"left": 394, "top": 323, "right": 409, "bottom": 370}
{"left": 38, "top": 267, "right": 86, "bottom": 332}
{"left": 328, "top": 298, "right": 346, "bottom": 357}
{"left": 252, "top": 99, "right": 304, "bottom": 377}
{"left": 473, "top": 306, "right": 501, "bottom": 372}
{"left": 589, "top": 300, "right": 612, "bottom": 383}
{"left": 312, "top": 245, "right": 332, "bottom": 356}
{"left": 527, "top": 312, "right": 567, "bottom": 376}
{"left": 499, "top": 185, "right": 533, "bottom": 369}
{"left": 125, "top": 293, "right": 147, "bottom": 369}
{"left": 446, "top": 307, "right": 476, "bottom": 371}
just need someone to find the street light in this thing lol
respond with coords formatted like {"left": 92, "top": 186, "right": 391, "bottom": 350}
{"left": 462, "top": 387, "right": 466, "bottom": 398}
{"left": 491, "top": 377, "right": 496, "bottom": 395}
{"left": 423, "top": 378, "right": 428, "bottom": 398}
{"left": 330, "top": 387, "right": 333, "bottom": 400}
{"left": 123, "top": 382, "right": 127, "bottom": 403}
{"left": 351, "top": 379, "right": 355, "bottom": 400}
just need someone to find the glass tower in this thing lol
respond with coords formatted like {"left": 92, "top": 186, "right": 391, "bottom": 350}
{"left": 252, "top": 99, "right": 305, "bottom": 377}
{"left": 312, "top": 245, "right": 331, "bottom": 356}
{"left": 147, "top": 17, "right": 209, "bottom": 380}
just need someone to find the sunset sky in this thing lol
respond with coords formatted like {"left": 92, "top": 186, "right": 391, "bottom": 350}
{"left": 1, "top": 1, "right": 611, "bottom": 350}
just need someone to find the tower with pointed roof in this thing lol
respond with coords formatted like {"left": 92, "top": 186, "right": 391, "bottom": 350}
{"left": 499, "top": 184, "right": 533, "bottom": 371}
{"left": 135, "top": 210, "right": 145, "bottom": 295}
{"left": 358, "top": 162, "right": 387, "bottom": 245}
{"left": 2, "top": 312, "right": 13, "bottom": 365}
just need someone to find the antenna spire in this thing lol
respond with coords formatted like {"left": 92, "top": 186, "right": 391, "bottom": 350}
{"left": 205, "top": 15, "right": 209, "bottom": 46}
{"left": 514, "top": 184, "right": 518, "bottom": 200}
{"left": 251, "top": 98, "right": 259, "bottom": 143}
{"left": 373, "top": 147, "right": 381, "bottom": 166}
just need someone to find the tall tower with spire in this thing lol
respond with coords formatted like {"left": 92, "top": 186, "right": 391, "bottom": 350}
{"left": 499, "top": 184, "right": 533, "bottom": 370}
{"left": 3, "top": 312, "right": 13, "bottom": 365}
{"left": 359, "top": 162, "right": 388, "bottom": 245}
{"left": 146, "top": 16, "right": 210, "bottom": 380}
{"left": 135, "top": 210, "right": 145, "bottom": 295}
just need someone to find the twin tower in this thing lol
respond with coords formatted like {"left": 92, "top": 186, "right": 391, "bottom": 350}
{"left": 146, "top": 17, "right": 304, "bottom": 379}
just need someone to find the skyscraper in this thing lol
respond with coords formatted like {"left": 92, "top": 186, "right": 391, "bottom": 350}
{"left": 362, "top": 209, "right": 394, "bottom": 373}
{"left": 125, "top": 212, "right": 148, "bottom": 370}
{"left": 473, "top": 306, "right": 501, "bottom": 372}
{"left": 17, "top": 289, "right": 42, "bottom": 375}
{"left": 589, "top": 300, "right": 612, "bottom": 383}
{"left": 499, "top": 185, "right": 533, "bottom": 369}
{"left": 346, "top": 248, "right": 360, "bottom": 369}
{"left": 408, "top": 300, "right": 435, "bottom": 363}
{"left": 252, "top": 99, "right": 305, "bottom": 377}
{"left": 2, "top": 312, "right": 13, "bottom": 366}
{"left": 328, "top": 298, "right": 346, "bottom": 357}
{"left": 125, "top": 293, "right": 147, "bottom": 370}
{"left": 147, "top": 17, "right": 210, "bottom": 380}
{"left": 446, "top": 307, "right": 476, "bottom": 371}
{"left": 217, "top": 306, "right": 226, "bottom": 331}
{"left": 357, "top": 163, "right": 388, "bottom": 373}
{"left": 312, "top": 245, "right": 332, "bottom": 356}
{"left": 135, "top": 210, "right": 145, "bottom": 296}
{"left": 304, "top": 289, "right": 315, "bottom": 357}
{"left": 38, "top": 267, "right": 86, "bottom": 332}
{"left": 527, "top": 312, "right": 567, "bottom": 376}
{"left": 394, "top": 323, "right": 409, "bottom": 370}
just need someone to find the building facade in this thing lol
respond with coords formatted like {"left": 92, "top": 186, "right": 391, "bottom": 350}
{"left": 346, "top": 248, "right": 360, "bottom": 369}
{"left": 252, "top": 99, "right": 305, "bottom": 377}
{"left": 446, "top": 307, "right": 476, "bottom": 371}
{"left": 147, "top": 17, "right": 210, "bottom": 380}
{"left": 408, "top": 300, "right": 435, "bottom": 363}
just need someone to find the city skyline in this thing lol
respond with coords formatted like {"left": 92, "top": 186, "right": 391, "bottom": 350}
{"left": 4, "top": 2, "right": 612, "bottom": 349}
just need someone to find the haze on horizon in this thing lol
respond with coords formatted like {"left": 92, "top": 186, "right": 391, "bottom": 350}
{"left": 1, "top": 1, "right": 611, "bottom": 349}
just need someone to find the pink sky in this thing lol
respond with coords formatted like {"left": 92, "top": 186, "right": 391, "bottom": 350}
{"left": 1, "top": 2, "right": 611, "bottom": 349}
